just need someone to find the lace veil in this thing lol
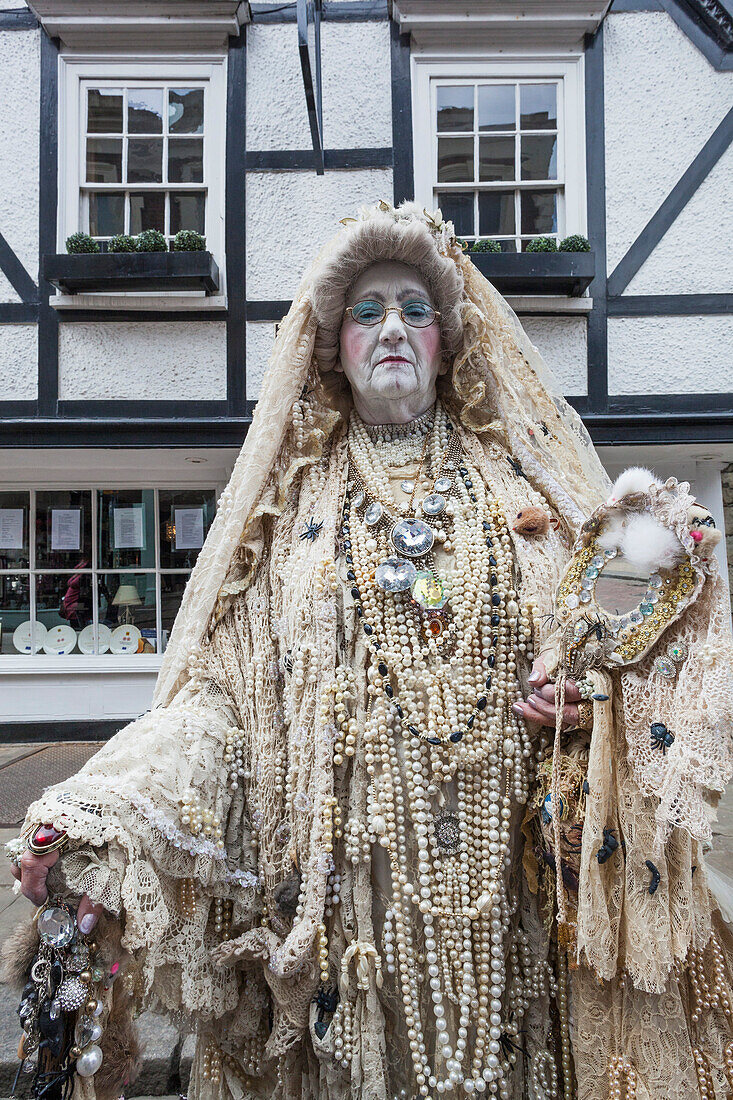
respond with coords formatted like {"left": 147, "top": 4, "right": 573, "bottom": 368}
{"left": 154, "top": 199, "right": 611, "bottom": 708}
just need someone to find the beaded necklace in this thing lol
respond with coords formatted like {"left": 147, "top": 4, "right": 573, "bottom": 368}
{"left": 332, "top": 403, "right": 547, "bottom": 1098}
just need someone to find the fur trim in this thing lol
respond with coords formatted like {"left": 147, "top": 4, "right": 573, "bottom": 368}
{"left": 0, "top": 917, "right": 39, "bottom": 988}
{"left": 309, "top": 201, "right": 465, "bottom": 374}
{"left": 96, "top": 1015, "right": 142, "bottom": 1100}
{"left": 620, "top": 513, "right": 685, "bottom": 574}
{"left": 607, "top": 466, "right": 661, "bottom": 505}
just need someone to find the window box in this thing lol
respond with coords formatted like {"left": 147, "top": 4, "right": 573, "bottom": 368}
{"left": 467, "top": 250, "right": 595, "bottom": 297}
{"left": 43, "top": 250, "right": 220, "bottom": 295}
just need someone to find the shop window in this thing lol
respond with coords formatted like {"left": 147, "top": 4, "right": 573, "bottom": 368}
{"left": 0, "top": 488, "right": 215, "bottom": 657}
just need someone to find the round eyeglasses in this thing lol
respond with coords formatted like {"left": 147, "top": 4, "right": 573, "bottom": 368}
{"left": 345, "top": 299, "right": 440, "bottom": 329}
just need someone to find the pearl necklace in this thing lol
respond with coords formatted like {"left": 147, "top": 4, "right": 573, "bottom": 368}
{"left": 332, "top": 408, "right": 549, "bottom": 1098}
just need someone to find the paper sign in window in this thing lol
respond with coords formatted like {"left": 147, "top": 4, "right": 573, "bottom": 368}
{"left": 174, "top": 507, "right": 205, "bottom": 551}
{"left": 0, "top": 509, "right": 24, "bottom": 549}
{"left": 51, "top": 508, "right": 82, "bottom": 552}
{"left": 113, "top": 505, "right": 145, "bottom": 550}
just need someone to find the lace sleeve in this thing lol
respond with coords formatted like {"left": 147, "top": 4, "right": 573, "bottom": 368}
{"left": 21, "top": 606, "right": 262, "bottom": 1022}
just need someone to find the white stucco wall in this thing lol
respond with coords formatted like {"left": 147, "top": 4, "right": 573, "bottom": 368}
{"left": 58, "top": 322, "right": 227, "bottom": 400}
{"left": 246, "top": 21, "right": 392, "bottom": 150}
{"left": 0, "top": 270, "right": 21, "bottom": 303}
{"left": 0, "top": 27, "right": 40, "bottom": 289}
{"left": 0, "top": 323, "right": 37, "bottom": 398}
{"left": 608, "top": 314, "right": 732, "bottom": 395}
{"left": 625, "top": 144, "right": 733, "bottom": 295}
{"left": 603, "top": 10, "right": 733, "bottom": 278}
{"left": 245, "top": 319, "right": 276, "bottom": 401}
{"left": 520, "top": 315, "right": 588, "bottom": 397}
{"left": 246, "top": 167, "right": 394, "bottom": 299}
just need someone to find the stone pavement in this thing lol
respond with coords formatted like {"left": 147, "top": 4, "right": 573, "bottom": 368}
{"left": 0, "top": 744, "right": 193, "bottom": 1096}
{"left": 2, "top": 740, "right": 733, "bottom": 1094}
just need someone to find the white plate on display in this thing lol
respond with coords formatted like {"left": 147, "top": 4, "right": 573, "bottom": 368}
{"left": 78, "top": 623, "right": 112, "bottom": 655}
{"left": 43, "top": 625, "right": 78, "bottom": 655}
{"left": 13, "top": 620, "right": 48, "bottom": 654}
{"left": 110, "top": 624, "right": 142, "bottom": 654}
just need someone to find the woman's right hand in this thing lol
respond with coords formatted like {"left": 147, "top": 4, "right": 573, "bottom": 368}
{"left": 11, "top": 849, "right": 104, "bottom": 933}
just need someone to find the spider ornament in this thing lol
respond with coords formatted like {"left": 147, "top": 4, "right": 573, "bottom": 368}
{"left": 650, "top": 722, "right": 675, "bottom": 754}
{"left": 312, "top": 985, "right": 339, "bottom": 1039}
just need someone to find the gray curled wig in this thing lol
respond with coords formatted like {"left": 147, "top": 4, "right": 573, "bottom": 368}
{"left": 309, "top": 201, "right": 465, "bottom": 376}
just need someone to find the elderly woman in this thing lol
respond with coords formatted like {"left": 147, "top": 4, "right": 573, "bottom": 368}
{"left": 7, "top": 201, "right": 733, "bottom": 1100}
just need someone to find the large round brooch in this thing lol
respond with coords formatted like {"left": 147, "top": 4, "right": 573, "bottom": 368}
{"left": 375, "top": 557, "right": 417, "bottom": 593}
{"left": 38, "top": 906, "right": 76, "bottom": 948}
{"left": 390, "top": 517, "right": 435, "bottom": 558}
{"left": 434, "top": 812, "right": 461, "bottom": 853}
{"left": 422, "top": 494, "right": 446, "bottom": 516}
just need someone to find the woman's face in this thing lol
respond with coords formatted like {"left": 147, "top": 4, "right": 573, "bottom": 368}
{"left": 336, "top": 260, "right": 446, "bottom": 424}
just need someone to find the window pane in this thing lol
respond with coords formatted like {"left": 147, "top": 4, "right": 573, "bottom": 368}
{"left": 128, "top": 138, "right": 163, "bottom": 183}
{"left": 0, "top": 574, "right": 31, "bottom": 653}
{"left": 36, "top": 491, "right": 92, "bottom": 570}
{"left": 161, "top": 574, "right": 189, "bottom": 652}
{"left": 521, "top": 134, "right": 557, "bottom": 180}
{"left": 437, "top": 137, "right": 474, "bottom": 183}
{"left": 0, "top": 491, "right": 30, "bottom": 568}
{"left": 129, "top": 191, "right": 166, "bottom": 235}
{"left": 168, "top": 138, "right": 204, "bottom": 184}
{"left": 479, "top": 136, "right": 515, "bottom": 182}
{"left": 87, "top": 88, "right": 123, "bottom": 133}
{"left": 36, "top": 573, "right": 93, "bottom": 649}
{"left": 520, "top": 83, "right": 557, "bottom": 130}
{"left": 521, "top": 190, "right": 558, "bottom": 235}
{"left": 159, "top": 489, "right": 216, "bottom": 570}
{"left": 478, "top": 85, "right": 515, "bottom": 132}
{"left": 435, "top": 191, "right": 474, "bottom": 237}
{"left": 89, "top": 192, "right": 125, "bottom": 237}
{"left": 436, "top": 85, "right": 473, "bottom": 133}
{"left": 170, "top": 191, "right": 205, "bottom": 235}
{"left": 128, "top": 88, "right": 164, "bottom": 134}
{"left": 98, "top": 490, "right": 156, "bottom": 570}
{"left": 86, "top": 138, "right": 122, "bottom": 183}
{"left": 99, "top": 573, "right": 158, "bottom": 653}
{"left": 169, "top": 88, "right": 204, "bottom": 134}
{"left": 479, "top": 190, "right": 515, "bottom": 236}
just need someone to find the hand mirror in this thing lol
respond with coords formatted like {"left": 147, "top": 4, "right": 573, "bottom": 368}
{"left": 549, "top": 470, "right": 720, "bottom": 678}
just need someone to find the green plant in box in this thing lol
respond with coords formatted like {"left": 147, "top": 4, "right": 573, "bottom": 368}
{"left": 526, "top": 236, "right": 558, "bottom": 253}
{"left": 559, "top": 234, "right": 591, "bottom": 252}
{"left": 471, "top": 239, "right": 502, "bottom": 253}
{"left": 65, "top": 232, "right": 99, "bottom": 254}
{"left": 108, "top": 234, "right": 137, "bottom": 253}
{"left": 135, "top": 229, "right": 168, "bottom": 252}
{"left": 171, "top": 230, "right": 206, "bottom": 252}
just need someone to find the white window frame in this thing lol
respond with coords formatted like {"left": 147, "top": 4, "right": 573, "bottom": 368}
{"left": 56, "top": 53, "right": 227, "bottom": 312}
{"left": 412, "top": 54, "right": 587, "bottom": 249}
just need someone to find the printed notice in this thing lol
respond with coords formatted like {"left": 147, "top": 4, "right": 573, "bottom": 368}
{"left": 0, "top": 508, "right": 24, "bottom": 549}
{"left": 51, "top": 508, "right": 81, "bottom": 552}
{"left": 174, "top": 507, "right": 205, "bottom": 551}
{"left": 113, "top": 505, "right": 145, "bottom": 550}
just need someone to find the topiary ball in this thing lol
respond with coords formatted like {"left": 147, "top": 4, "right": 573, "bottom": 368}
{"left": 135, "top": 229, "right": 168, "bottom": 253}
{"left": 171, "top": 230, "right": 206, "bottom": 252}
{"left": 526, "top": 236, "right": 558, "bottom": 253}
{"left": 108, "top": 234, "right": 137, "bottom": 253}
{"left": 65, "top": 232, "right": 100, "bottom": 254}
{"left": 471, "top": 238, "right": 502, "bottom": 253}
{"left": 559, "top": 233, "right": 591, "bottom": 252}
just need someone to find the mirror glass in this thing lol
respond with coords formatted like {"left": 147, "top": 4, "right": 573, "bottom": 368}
{"left": 593, "top": 555, "right": 650, "bottom": 616}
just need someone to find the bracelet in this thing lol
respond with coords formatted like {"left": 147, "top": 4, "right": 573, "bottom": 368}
{"left": 576, "top": 700, "right": 594, "bottom": 731}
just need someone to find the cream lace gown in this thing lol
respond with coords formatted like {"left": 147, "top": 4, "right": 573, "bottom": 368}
{"left": 21, "top": 425, "right": 733, "bottom": 1100}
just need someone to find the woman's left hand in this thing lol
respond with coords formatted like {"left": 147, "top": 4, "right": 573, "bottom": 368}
{"left": 512, "top": 657, "right": 582, "bottom": 730}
